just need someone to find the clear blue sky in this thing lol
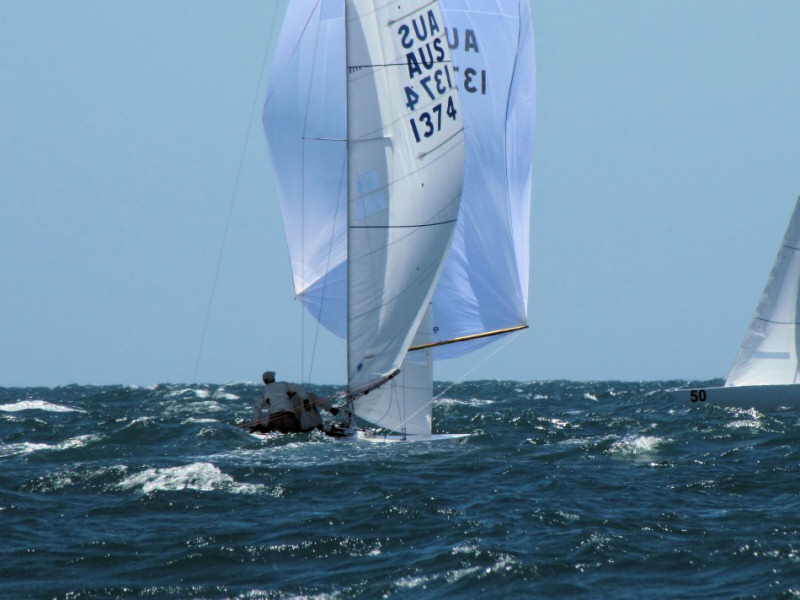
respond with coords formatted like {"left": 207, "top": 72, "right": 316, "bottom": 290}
{"left": 2, "top": 1, "right": 799, "bottom": 387}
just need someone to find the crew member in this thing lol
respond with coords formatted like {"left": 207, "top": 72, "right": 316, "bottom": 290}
{"left": 251, "top": 371, "right": 338, "bottom": 433}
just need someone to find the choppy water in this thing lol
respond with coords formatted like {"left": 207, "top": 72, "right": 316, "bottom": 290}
{"left": 2, "top": 380, "right": 800, "bottom": 599}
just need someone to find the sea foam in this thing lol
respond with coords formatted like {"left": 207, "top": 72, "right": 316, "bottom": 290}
{"left": 0, "top": 399, "right": 85, "bottom": 413}
{"left": 116, "top": 461, "right": 263, "bottom": 495}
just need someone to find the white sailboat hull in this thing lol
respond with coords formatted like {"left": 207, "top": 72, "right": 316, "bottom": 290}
{"left": 327, "top": 427, "right": 468, "bottom": 443}
{"left": 668, "top": 383, "right": 800, "bottom": 410}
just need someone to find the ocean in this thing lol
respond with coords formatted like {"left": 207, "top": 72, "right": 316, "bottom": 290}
{"left": 2, "top": 380, "right": 799, "bottom": 599}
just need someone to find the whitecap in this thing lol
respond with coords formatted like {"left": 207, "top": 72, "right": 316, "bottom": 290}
{"left": 176, "top": 399, "right": 224, "bottom": 413}
{"left": 165, "top": 388, "right": 211, "bottom": 399}
{"left": 435, "top": 397, "right": 496, "bottom": 407}
{"left": 727, "top": 408, "right": 764, "bottom": 430}
{"left": 396, "top": 574, "right": 433, "bottom": 589}
{"left": 0, "top": 400, "right": 85, "bottom": 413}
{"left": 0, "top": 442, "right": 53, "bottom": 458}
{"left": 116, "top": 462, "right": 263, "bottom": 495}
{"left": 0, "top": 434, "right": 99, "bottom": 458}
{"left": 452, "top": 543, "right": 480, "bottom": 555}
{"left": 57, "top": 433, "right": 100, "bottom": 449}
{"left": 609, "top": 435, "right": 664, "bottom": 456}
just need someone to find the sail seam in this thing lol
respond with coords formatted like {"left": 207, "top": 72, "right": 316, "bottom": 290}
{"left": 303, "top": 136, "right": 347, "bottom": 141}
{"left": 755, "top": 317, "right": 800, "bottom": 325}
{"left": 418, "top": 127, "right": 465, "bottom": 159}
{"left": 504, "top": 3, "right": 526, "bottom": 311}
{"left": 263, "top": 2, "right": 321, "bottom": 106}
{"left": 386, "top": 0, "right": 438, "bottom": 25}
{"left": 350, "top": 218, "right": 456, "bottom": 230}
{"left": 348, "top": 59, "right": 453, "bottom": 71}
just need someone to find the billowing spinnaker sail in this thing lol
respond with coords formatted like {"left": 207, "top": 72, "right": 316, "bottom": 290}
{"left": 430, "top": 0, "right": 535, "bottom": 358}
{"left": 263, "top": 1, "right": 348, "bottom": 337}
{"left": 346, "top": 0, "right": 465, "bottom": 392}
{"left": 263, "top": 0, "right": 535, "bottom": 358}
{"left": 726, "top": 197, "right": 800, "bottom": 387}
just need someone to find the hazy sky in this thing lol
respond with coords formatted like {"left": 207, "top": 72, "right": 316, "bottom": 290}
{"left": 2, "top": 1, "right": 799, "bottom": 388}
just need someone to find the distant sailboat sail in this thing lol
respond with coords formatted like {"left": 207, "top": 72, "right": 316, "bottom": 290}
{"left": 669, "top": 195, "right": 800, "bottom": 409}
{"left": 263, "top": 0, "right": 534, "bottom": 437}
{"left": 725, "top": 196, "right": 800, "bottom": 387}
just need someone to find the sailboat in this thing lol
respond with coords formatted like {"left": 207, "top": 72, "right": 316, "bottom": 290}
{"left": 669, "top": 195, "right": 800, "bottom": 410}
{"left": 262, "top": 0, "right": 535, "bottom": 440}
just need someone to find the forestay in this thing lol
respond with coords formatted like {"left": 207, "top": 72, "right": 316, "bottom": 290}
{"left": 725, "top": 197, "right": 800, "bottom": 387}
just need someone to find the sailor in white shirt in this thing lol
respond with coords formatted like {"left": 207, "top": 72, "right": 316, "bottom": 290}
{"left": 252, "top": 371, "right": 338, "bottom": 433}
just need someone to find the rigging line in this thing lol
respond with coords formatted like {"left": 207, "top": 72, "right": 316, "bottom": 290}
{"left": 192, "top": 3, "right": 281, "bottom": 383}
{"left": 299, "top": 2, "right": 327, "bottom": 385}
{"left": 349, "top": 218, "right": 456, "bottom": 230}
{"left": 365, "top": 329, "right": 526, "bottom": 434}
{"left": 755, "top": 317, "right": 800, "bottom": 326}
{"left": 348, "top": 57, "right": 453, "bottom": 71}
{"left": 433, "top": 330, "right": 524, "bottom": 401}
{"left": 307, "top": 152, "right": 348, "bottom": 384}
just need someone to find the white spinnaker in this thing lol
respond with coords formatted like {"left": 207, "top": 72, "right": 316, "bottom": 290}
{"left": 263, "top": 0, "right": 348, "bottom": 336}
{"left": 726, "top": 196, "right": 800, "bottom": 387}
{"left": 263, "top": 0, "right": 535, "bottom": 355}
{"left": 346, "top": 0, "right": 465, "bottom": 393}
{"left": 431, "top": 0, "right": 535, "bottom": 358}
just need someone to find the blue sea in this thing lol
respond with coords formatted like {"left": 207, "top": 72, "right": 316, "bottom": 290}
{"left": 2, "top": 380, "right": 800, "bottom": 599}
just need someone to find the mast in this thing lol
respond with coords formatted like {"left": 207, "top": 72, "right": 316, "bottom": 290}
{"left": 345, "top": 0, "right": 353, "bottom": 411}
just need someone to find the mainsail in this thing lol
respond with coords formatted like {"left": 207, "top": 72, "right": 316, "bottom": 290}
{"left": 263, "top": 0, "right": 535, "bottom": 436}
{"left": 344, "top": 0, "right": 465, "bottom": 393}
{"left": 725, "top": 196, "right": 800, "bottom": 387}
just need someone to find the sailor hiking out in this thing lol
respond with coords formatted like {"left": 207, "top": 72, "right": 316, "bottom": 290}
{"left": 248, "top": 371, "right": 339, "bottom": 433}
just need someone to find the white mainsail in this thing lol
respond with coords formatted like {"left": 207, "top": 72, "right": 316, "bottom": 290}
{"left": 355, "top": 307, "right": 434, "bottom": 436}
{"left": 345, "top": 0, "right": 465, "bottom": 393}
{"left": 725, "top": 196, "right": 800, "bottom": 387}
{"left": 668, "top": 195, "right": 800, "bottom": 410}
{"left": 263, "top": 0, "right": 534, "bottom": 435}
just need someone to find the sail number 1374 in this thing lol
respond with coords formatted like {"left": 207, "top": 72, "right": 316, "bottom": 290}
{"left": 408, "top": 96, "right": 458, "bottom": 143}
